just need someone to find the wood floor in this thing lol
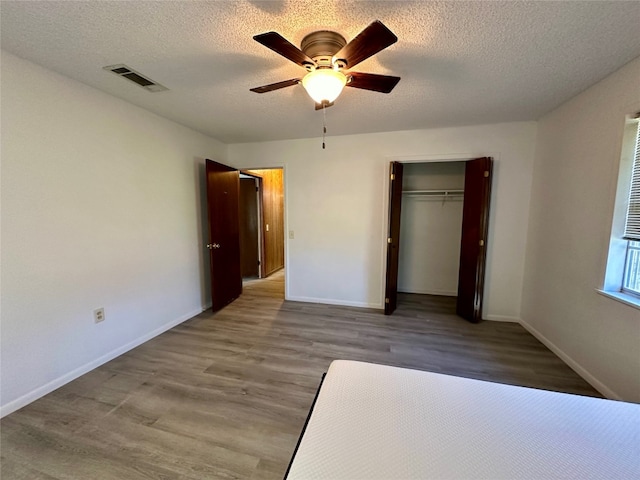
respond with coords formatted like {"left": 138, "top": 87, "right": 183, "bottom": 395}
{"left": 1, "top": 271, "right": 601, "bottom": 479}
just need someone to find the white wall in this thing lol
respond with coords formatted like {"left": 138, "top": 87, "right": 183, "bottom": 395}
{"left": 521, "top": 56, "right": 640, "bottom": 402}
{"left": 0, "top": 51, "right": 227, "bottom": 416}
{"left": 228, "top": 121, "right": 537, "bottom": 320}
{"left": 398, "top": 162, "right": 465, "bottom": 295}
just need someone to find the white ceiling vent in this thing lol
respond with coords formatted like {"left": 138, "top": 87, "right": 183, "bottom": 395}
{"left": 103, "top": 64, "right": 168, "bottom": 92}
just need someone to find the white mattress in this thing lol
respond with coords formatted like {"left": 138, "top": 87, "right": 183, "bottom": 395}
{"left": 286, "top": 360, "right": 640, "bottom": 479}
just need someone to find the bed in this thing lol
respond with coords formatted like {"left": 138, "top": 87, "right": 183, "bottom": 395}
{"left": 285, "top": 360, "right": 640, "bottom": 479}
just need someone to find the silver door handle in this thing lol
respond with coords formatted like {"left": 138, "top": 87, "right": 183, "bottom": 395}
{"left": 207, "top": 243, "right": 220, "bottom": 249}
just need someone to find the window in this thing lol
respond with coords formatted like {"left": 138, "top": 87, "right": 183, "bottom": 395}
{"left": 601, "top": 114, "right": 640, "bottom": 307}
{"left": 622, "top": 120, "right": 640, "bottom": 296}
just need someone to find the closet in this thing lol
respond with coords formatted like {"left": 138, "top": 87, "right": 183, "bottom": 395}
{"left": 398, "top": 162, "right": 466, "bottom": 298}
{"left": 385, "top": 157, "right": 492, "bottom": 321}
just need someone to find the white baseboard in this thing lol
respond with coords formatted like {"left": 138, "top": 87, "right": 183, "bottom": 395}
{"left": 286, "top": 295, "right": 382, "bottom": 309}
{"left": 484, "top": 314, "right": 520, "bottom": 323}
{"left": 518, "top": 318, "right": 621, "bottom": 400}
{"left": 0, "top": 307, "right": 203, "bottom": 418}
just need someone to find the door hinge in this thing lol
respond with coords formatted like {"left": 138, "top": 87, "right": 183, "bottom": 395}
{"left": 387, "top": 237, "right": 392, "bottom": 244}
{"left": 385, "top": 297, "right": 390, "bottom": 304}
{"left": 484, "top": 171, "right": 489, "bottom": 178}
{"left": 256, "top": 186, "right": 259, "bottom": 192}
{"left": 257, "top": 260, "right": 261, "bottom": 265}
{"left": 390, "top": 173, "right": 395, "bottom": 180}
{"left": 479, "top": 239, "right": 485, "bottom": 247}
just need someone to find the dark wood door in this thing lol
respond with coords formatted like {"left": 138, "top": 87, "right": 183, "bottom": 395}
{"left": 457, "top": 157, "right": 493, "bottom": 323}
{"left": 239, "top": 177, "right": 260, "bottom": 278}
{"left": 205, "top": 159, "right": 242, "bottom": 311}
{"left": 384, "top": 161, "right": 404, "bottom": 315}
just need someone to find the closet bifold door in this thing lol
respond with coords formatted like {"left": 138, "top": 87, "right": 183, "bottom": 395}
{"left": 384, "top": 161, "right": 404, "bottom": 315}
{"left": 456, "top": 157, "right": 493, "bottom": 323}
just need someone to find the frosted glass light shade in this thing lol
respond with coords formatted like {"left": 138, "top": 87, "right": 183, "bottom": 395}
{"left": 302, "top": 69, "right": 347, "bottom": 104}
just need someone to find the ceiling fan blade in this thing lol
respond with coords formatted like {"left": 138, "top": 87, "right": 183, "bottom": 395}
{"left": 346, "top": 72, "right": 400, "bottom": 93}
{"left": 333, "top": 20, "right": 398, "bottom": 69}
{"left": 250, "top": 78, "right": 301, "bottom": 93}
{"left": 314, "top": 101, "right": 335, "bottom": 110}
{"left": 253, "top": 32, "right": 315, "bottom": 67}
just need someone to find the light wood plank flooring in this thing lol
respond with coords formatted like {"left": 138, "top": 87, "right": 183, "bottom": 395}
{"left": 1, "top": 271, "right": 600, "bottom": 479}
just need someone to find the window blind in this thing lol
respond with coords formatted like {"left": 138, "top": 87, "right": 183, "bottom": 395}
{"left": 623, "top": 121, "right": 640, "bottom": 240}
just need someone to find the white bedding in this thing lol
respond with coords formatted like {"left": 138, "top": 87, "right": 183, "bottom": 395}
{"left": 286, "top": 360, "right": 640, "bottom": 479}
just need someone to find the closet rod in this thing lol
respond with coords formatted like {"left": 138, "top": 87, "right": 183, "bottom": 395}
{"left": 402, "top": 189, "right": 464, "bottom": 196}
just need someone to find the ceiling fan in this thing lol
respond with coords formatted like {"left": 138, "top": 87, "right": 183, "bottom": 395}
{"left": 250, "top": 20, "right": 401, "bottom": 109}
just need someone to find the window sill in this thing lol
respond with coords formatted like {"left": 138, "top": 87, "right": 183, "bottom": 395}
{"left": 596, "top": 289, "right": 640, "bottom": 311}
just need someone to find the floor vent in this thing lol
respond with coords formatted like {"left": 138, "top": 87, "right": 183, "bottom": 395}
{"left": 103, "top": 64, "right": 168, "bottom": 92}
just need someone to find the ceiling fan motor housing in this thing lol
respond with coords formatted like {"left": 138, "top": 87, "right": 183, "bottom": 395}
{"left": 301, "top": 30, "right": 347, "bottom": 69}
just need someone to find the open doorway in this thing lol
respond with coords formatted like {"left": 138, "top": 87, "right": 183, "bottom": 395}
{"left": 238, "top": 168, "right": 285, "bottom": 298}
{"left": 396, "top": 162, "right": 465, "bottom": 316}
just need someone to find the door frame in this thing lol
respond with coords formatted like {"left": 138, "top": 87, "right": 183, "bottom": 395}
{"left": 381, "top": 153, "right": 496, "bottom": 315}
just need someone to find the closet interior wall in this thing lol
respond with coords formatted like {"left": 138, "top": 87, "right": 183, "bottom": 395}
{"left": 398, "top": 162, "right": 465, "bottom": 296}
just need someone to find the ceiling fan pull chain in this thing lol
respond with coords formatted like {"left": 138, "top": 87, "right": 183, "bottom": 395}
{"left": 322, "top": 103, "right": 327, "bottom": 149}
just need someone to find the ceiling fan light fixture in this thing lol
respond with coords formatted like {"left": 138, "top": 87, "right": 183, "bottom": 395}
{"left": 301, "top": 68, "right": 347, "bottom": 104}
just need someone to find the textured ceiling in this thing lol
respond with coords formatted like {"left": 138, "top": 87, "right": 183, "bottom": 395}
{"left": 2, "top": 1, "right": 639, "bottom": 144}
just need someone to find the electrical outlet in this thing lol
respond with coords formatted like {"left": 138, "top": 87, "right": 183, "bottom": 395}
{"left": 94, "top": 307, "right": 105, "bottom": 323}
{"left": 289, "top": 230, "right": 295, "bottom": 239}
